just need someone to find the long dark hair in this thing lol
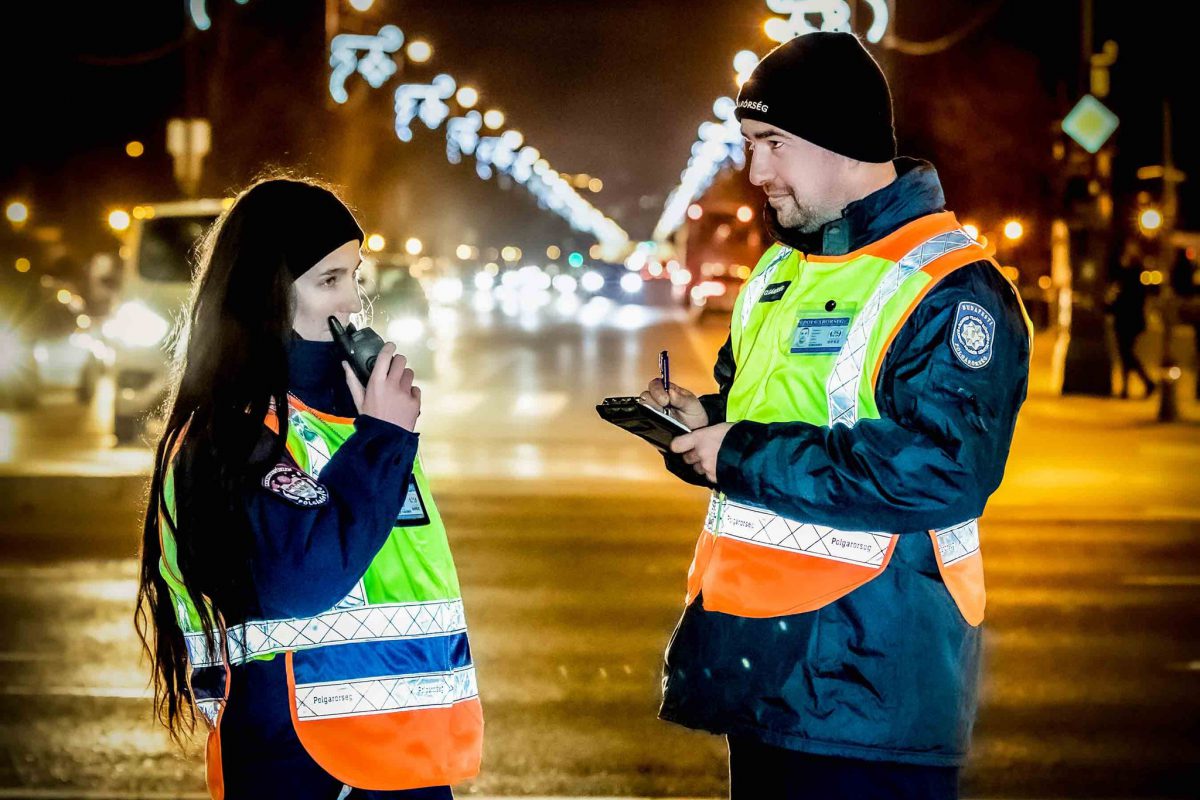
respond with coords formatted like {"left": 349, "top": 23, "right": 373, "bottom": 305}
{"left": 134, "top": 176, "right": 349, "bottom": 740}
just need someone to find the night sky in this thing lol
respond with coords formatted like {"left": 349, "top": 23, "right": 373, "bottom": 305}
{"left": 3, "top": 0, "right": 1194, "bottom": 263}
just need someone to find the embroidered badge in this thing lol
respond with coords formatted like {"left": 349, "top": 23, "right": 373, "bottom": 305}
{"left": 759, "top": 281, "right": 791, "bottom": 303}
{"left": 262, "top": 464, "right": 330, "bottom": 507}
{"left": 951, "top": 301, "right": 995, "bottom": 369}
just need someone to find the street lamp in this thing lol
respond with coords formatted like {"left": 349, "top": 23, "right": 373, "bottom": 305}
{"left": 406, "top": 41, "right": 432, "bottom": 63}
{"left": 108, "top": 210, "right": 131, "bottom": 232}
{"left": 1138, "top": 207, "right": 1163, "bottom": 234}
{"left": 483, "top": 109, "right": 505, "bottom": 130}
{"left": 456, "top": 87, "right": 479, "bottom": 108}
{"left": 5, "top": 201, "right": 29, "bottom": 227}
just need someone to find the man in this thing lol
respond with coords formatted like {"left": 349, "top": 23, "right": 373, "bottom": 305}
{"left": 641, "top": 32, "right": 1032, "bottom": 800}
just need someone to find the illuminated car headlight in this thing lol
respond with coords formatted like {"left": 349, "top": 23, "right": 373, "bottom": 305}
{"left": 386, "top": 316, "right": 427, "bottom": 344}
{"left": 102, "top": 301, "right": 170, "bottom": 348}
{"left": 620, "top": 273, "right": 644, "bottom": 294}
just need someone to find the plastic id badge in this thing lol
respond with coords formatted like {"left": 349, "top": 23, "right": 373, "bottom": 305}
{"left": 596, "top": 396, "right": 691, "bottom": 453}
{"left": 396, "top": 475, "right": 431, "bottom": 527}
{"left": 791, "top": 306, "right": 854, "bottom": 355}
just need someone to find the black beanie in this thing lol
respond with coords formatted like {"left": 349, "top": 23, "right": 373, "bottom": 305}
{"left": 243, "top": 179, "right": 364, "bottom": 280}
{"left": 735, "top": 32, "right": 896, "bottom": 164}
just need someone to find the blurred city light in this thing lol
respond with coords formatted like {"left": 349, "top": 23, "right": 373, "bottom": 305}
{"left": 580, "top": 270, "right": 605, "bottom": 293}
{"left": 620, "top": 273, "right": 644, "bottom": 294}
{"left": 349, "top": 0, "right": 374, "bottom": 10}
{"left": 501, "top": 246, "right": 521, "bottom": 262}
{"left": 406, "top": 40, "right": 433, "bottom": 63}
{"left": 456, "top": 87, "right": 479, "bottom": 107}
{"left": 1038, "top": 275, "right": 1053, "bottom": 290}
{"left": 687, "top": 204, "right": 703, "bottom": 221}
{"left": 588, "top": 244, "right": 602, "bottom": 259}
{"left": 734, "top": 49, "right": 759, "bottom": 87}
{"left": 567, "top": 251, "right": 584, "bottom": 268}
{"left": 431, "top": 277, "right": 464, "bottom": 304}
{"left": 386, "top": 316, "right": 426, "bottom": 343}
{"left": 5, "top": 201, "right": 29, "bottom": 225}
{"left": 736, "top": 205, "right": 754, "bottom": 223}
{"left": 588, "top": 178, "right": 604, "bottom": 193}
{"left": 552, "top": 274, "right": 577, "bottom": 294}
{"left": 404, "top": 237, "right": 423, "bottom": 255}
{"left": 671, "top": 268, "right": 692, "bottom": 286}
{"left": 456, "top": 244, "right": 474, "bottom": 260}
{"left": 76, "top": 314, "right": 91, "bottom": 329}
{"left": 125, "top": 141, "right": 144, "bottom": 158}
{"left": 1003, "top": 219, "right": 1024, "bottom": 241}
{"left": 108, "top": 210, "right": 131, "bottom": 232}
{"left": 103, "top": 301, "right": 169, "bottom": 348}
{"left": 1139, "top": 208, "right": 1163, "bottom": 232}
{"left": 963, "top": 222, "right": 980, "bottom": 240}
{"left": 483, "top": 109, "right": 505, "bottom": 129}
{"left": 14, "top": 257, "right": 30, "bottom": 273}
{"left": 366, "top": 233, "right": 386, "bottom": 252}
{"left": 546, "top": 245, "right": 561, "bottom": 260}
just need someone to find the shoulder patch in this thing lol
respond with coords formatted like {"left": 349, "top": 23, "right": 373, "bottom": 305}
{"left": 950, "top": 301, "right": 995, "bottom": 369}
{"left": 262, "top": 463, "right": 330, "bottom": 507}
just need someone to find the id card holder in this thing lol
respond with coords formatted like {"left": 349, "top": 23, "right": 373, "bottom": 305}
{"left": 790, "top": 305, "right": 855, "bottom": 355}
{"left": 396, "top": 475, "right": 431, "bottom": 527}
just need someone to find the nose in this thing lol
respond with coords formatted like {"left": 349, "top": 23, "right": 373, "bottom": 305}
{"left": 747, "top": 148, "right": 772, "bottom": 188}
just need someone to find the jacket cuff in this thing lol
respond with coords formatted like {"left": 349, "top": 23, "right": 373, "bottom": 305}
{"left": 715, "top": 420, "right": 766, "bottom": 498}
{"left": 354, "top": 414, "right": 420, "bottom": 446}
{"left": 698, "top": 393, "right": 727, "bottom": 426}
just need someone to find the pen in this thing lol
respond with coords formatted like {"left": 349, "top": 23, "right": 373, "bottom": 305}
{"left": 659, "top": 349, "right": 671, "bottom": 417}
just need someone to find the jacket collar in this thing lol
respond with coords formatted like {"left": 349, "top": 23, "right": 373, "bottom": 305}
{"left": 766, "top": 157, "right": 946, "bottom": 257}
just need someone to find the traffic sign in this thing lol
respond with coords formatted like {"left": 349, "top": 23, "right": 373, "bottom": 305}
{"left": 1062, "top": 95, "right": 1119, "bottom": 154}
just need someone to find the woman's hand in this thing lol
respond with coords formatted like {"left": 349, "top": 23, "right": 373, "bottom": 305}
{"left": 640, "top": 378, "right": 709, "bottom": 430}
{"left": 344, "top": 343, "right": 422, "bottom": 432}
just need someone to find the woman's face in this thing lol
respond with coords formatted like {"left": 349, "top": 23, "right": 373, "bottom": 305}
{"left": 291, "top": 240, "right": 364, "bottom": 341}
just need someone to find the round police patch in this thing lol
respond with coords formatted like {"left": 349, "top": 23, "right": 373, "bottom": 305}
{"left": 262, "top": 464, "right": 330, "bottom": 507}
{"left": 950, "top": 301, "right": 995, "bottom": 369}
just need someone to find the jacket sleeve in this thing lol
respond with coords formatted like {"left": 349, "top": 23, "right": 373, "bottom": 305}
{"left": 244, "top": 414, "right": 419, "bottom": 618}
{"left": 663, "top": 333, "right": 736, "bottom": 487}
{"left": 714, "top": 262, "right": 1031, "bottom": 532}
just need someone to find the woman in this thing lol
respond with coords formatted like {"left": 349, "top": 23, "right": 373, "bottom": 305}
{"left": 135, "top": 177, "right": 483, "bottom": 798}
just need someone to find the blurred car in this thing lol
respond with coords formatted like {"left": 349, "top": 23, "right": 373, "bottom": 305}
{"left": 370, "top": 259, "right": 435, "bottom": 375}
{"left": 688, "top": 263, "right": 748, "bottom": 319}
{"left": 0, "top": 278, "right": 107, "bottom": 408}
{"left": 106, "top": 199, "right": 223, "bottom": 444}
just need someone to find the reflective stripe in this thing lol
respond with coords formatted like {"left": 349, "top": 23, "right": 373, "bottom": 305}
{"left": 827, "top": 229, "right": 978, "bottom": 427}
{"left": 935, "top": 519, "right": 980, "bottom": 566}
{"left": 739, "top": 247, "right": 793, "bottom": 330}
{"left": 186, "top": 599, "right": 468, "bottom": 668}
{"left": 295, "top": 665, "right": 478, "bottom": 720}
{"left": 707, "top": 494, "right": 890, "bottom": 568}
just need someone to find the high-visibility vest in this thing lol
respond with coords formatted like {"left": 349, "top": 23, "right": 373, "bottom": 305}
{"left": 160, "top": 395, "right": 482, "bottom": 795}
{"left": 686, "top": 211, "right": 1031, "bottom": 626}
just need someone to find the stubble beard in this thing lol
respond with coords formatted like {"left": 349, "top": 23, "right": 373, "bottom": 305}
{"left": 772, "top": 193, "right": 840, "bottom": 234}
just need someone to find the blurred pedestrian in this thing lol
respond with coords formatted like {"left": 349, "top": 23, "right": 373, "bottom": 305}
{"left": 640, "top": 33, "right": 1032, "bottom": 800}
{"left": 1107, "top": 248, "right": 1155, "bottom": 399}
{"left": 134, "top": 178, "right": 482, "bottom": 799}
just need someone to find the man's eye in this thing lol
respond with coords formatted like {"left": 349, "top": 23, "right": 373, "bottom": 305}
{"left": 323, "top": 276, "right": 337, "bottom": 286}
{"left": 770, "top": 140, "right": 784, "bottom": 150}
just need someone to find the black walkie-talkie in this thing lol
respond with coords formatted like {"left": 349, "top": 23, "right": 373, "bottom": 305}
{"left": 328, "top": 316, "right": 386, "bottom": 385}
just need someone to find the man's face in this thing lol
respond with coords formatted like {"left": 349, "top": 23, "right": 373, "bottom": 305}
{"left": 291, "top": 239, "right": 364, "bottom": 341}
{"left": 741, "top": 118, "right": 848, "bottom": 234}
